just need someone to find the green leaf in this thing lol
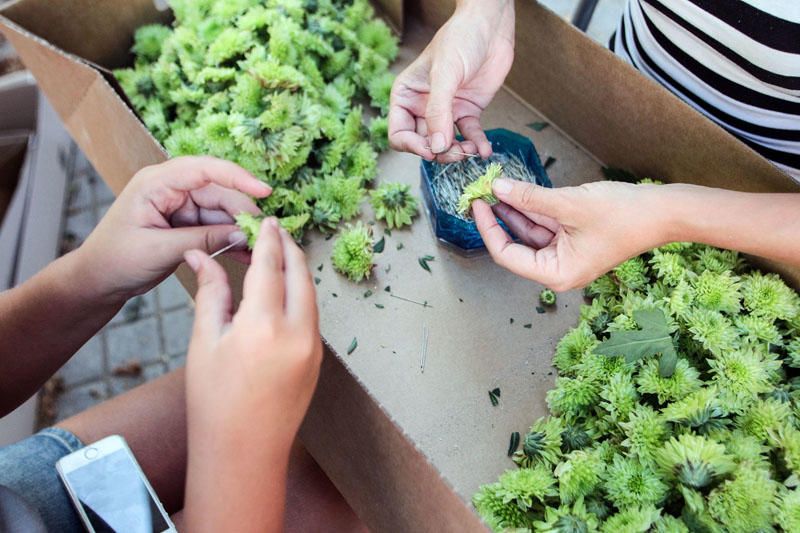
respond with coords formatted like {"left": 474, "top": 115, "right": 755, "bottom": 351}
{"left": 507, "top": 431, "right": 521, "bottom": 457}
{"left": 363, "top": 290, "right": 373, "bottom": 298}
{"left": 418, "top": 256, "right": 432, "bottom": 273}
{"left": 314, "top": 277, "right": 321, "bottom": 285}
{"left": 347, "top": 337, "right": 358, "bottom": 355}
{"left": 524, "top": 323, "right": 532, "bottom": 329}
{"left": 396, "top": 242, "right": 404, "bottom": 250}
{"left": 594, "top": 308, "right": 677, "bottom": 377}
{"left": 527, "top": 121, "right": 549, "bottom": 132}
{"left": 373, "top": 236, "right": 385, "bottom": 253}
{"left": 489, "top": 389, "right": 499, "bottom": 406}
{"left": 543, "top": 156, "right": 556, "bottom": 170}
{"left": 375, "top": 303, "right": 384, "bottom": 309}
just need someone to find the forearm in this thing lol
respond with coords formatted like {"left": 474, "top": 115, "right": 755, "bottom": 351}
{"left": 184, "top": 437, "right": 291, "bottom": 533}
{"left": 657, "top": 184, "right": 800, "bottom": 265}
{"left": 0, "top": 249, "right": 123, "bottom": 415}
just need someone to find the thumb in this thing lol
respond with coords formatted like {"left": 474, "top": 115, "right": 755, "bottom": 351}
{"left": 425, "top": 59, "right": 460, "bottom": 154}
{"left": 492, "top": 179, "right": 567, "bottom": 220}
{"left": 185, "top": 250, "right": 232, "bottom": 344}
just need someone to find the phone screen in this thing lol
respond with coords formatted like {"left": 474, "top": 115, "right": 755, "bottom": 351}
{"left": 63, "top": 449, "right": 169, "bottom": 533}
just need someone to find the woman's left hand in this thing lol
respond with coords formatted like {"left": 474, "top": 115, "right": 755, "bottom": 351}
{"left": 76, "top": 156, "right": 271, "bottom": 303}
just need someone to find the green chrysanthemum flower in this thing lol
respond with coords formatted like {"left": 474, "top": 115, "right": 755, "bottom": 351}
{"left": 651, "top": 514, "right": 689, "bottom": 533}
{"left": 684, "top": 308, "right": 739, "bottom": 356}
{"left": 649, "top": 250, "right": 689, "bottom": 286}
{"left": 708, "top": 348, "right": 778, "bottom": 412}
{"left": 278, "top": 213, "right": 310, "bottom": 241}
{"left": 716, "top": 429, "right": 771, "bottom": 470}
{"left": 691, "top": 270, "right": 741, "bottom": 314}
{"left": 734, "top": 313, "right": 782, "bottom": 346}
{"left": 707, "top": 464, "right": 777, "bottom": 533}
{"left": 692, "top": 246, "right": 744, "bottom": 274}
{"left": 600, "top": 505, "right": 661, "bottom": 533}
{"left": 769, "top": 424, "right": 800, "bottom": 479}
{"left": 655, "top": 433, "right": 735, "bottom": 489}
{"left": 473, "top": 482, "right": 531, "bottom": 530}
{"left": 540, "top": 288, "right": 558, "bottom": 307}
{"left": 599, "top": 372, "right": 639, "bottom": 425}
{"left": 785, "top": 337, "right": 800, "bottom": 368}
{"left": 553, "top": 323, "right": 599, "bottom": 375}
{"left": 546, "top": 376, "right": 600, "bottom": 420}
{"left": 514, "top": 416, "right": 564, "bottom": 468}
{"left": 604, "top": 454, "right": 669, "bottom": 509}
{"left": 661, "top": 387, "right": 731, "bottom": 435}
{"left": 533, "top": 498, "right": 600, "bottom": 533}
{"left": 620, "top": 404, "right": 668, "bottom": 462}
{"left": 737, "top": 397, "right": 793, "bottom": 442}
{"left": 740, "top": 272, "right": 799, "bottom": 321}
{"left": 678, "top": 487, "right": 723, "bottom": 533}
{"left": 580, "top": 298, "right": 611, "bottom": 335}
{"left": 774, "top": 487, "right": 800, "bottom": 532}
{"left": 613, "top": 257, "right": 649, "bottom": 291}
{"left": 369, "top": 182, "right": 418, "bottom": 229}
{"left": 235, "top": 212, "right": 262, "bottom": 248}
{"left": 554, "top": 448, "right": 606, "bottom": 504}
{"left": 585, "top": 274, "right": 619, "bottom": 301}
{"left": 310, "top": 172, "right": 366, "bottom": 222}
{"left": 664, "top": 278, "right": 694, "bottom": 318}
{"left": 368, "top": 116, "right": 389, "bottom": 151}
{"left": 457, "top": 163, "right": 503, "bottom": 217}
{"left": 636, "top": 358, "right": 702, "bottom": 404}
{"left": 495, "top": 464, "right": 558, "bottom": 512}
{"left": 560, "top": 423, "right": 595, "bottom": 454}
{"left": 331, "top": 222, "right": 374, "bottom": 282}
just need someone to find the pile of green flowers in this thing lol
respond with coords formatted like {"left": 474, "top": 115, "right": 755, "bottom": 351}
{"left": 116, "top": 0, "right": 399, "bottom": 240}
{"left": 475, "top": 242, "right": 800, "bottom": 532}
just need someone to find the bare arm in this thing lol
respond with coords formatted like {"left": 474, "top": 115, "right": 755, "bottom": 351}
{"left": 473, "top": 179, "right": 800, "bottom": 290}
{"left": 0, "top": 156, "right": 269, "bottom": 417}
{"left": 0, "top": 251, "right": 122, "bottom": 416}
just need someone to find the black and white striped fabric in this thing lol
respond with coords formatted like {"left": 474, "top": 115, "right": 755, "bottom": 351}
{"left": 610, "top": 0, "right": 800, "bottom": 181}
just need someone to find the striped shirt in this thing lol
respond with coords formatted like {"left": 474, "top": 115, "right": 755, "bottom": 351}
{"left": 610, "top": 0, "right": 800, "bottom": 181}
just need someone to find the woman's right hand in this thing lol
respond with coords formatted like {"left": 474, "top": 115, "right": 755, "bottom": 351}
{"left": 388, "top": 0, "right": 515, "bottom": 162}
{"left": 183, "top": 217, "right": 322, "bottom": 532}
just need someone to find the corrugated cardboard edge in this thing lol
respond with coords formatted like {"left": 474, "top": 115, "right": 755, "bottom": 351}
{"left": 0, "top": 16, "right": 168, "bottom": 194}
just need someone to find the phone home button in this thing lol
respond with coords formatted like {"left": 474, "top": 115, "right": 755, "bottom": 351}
{"left": 84, "top": 447, "right": 99, "bottom": 460}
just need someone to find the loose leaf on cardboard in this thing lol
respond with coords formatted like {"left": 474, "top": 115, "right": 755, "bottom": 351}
{"left": 347, "top": 337, "right": 358, "bottom": 355}
{"left": 375, "top": 303, "right": 384, "bottom": 309}
{"left": 373, "top": 236, "right": 385, "bottom": 253}
{"left": 527, "top": 121, "right": 549, "bottom": 132}
{"left": 418, "top": 255, "right": 435, "bottom": 273}
{"left": 507, "top": 431, "right": 521, "bottom": 457}
{"left": 543, "top": 156, "right": 556, "bottom": 170}
{"left": 364, "top": 290, "right": 373, "bottom": 298}
{"left": 593, "top": 308, "right": 677, "bottom": 377}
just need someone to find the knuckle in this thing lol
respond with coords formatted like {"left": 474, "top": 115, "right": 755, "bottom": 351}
{"left": 519, "top": 184, "right": 537, "bottom": 208}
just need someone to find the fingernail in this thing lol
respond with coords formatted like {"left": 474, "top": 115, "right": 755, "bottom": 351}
{"left": 430, "top": 132, "right": 446, "bottom": 154}
{"left": 493, "top": 178, "right": 513, "bottom": 195}
{"left": 184, "top": 251, "right": 200, "bottom": 272}
{"left": 228, "top": 230, "right": 246, "bottom": 247}
{"left": 259, "top": 182, "right": 272, "bottom": 194}
{"left": 268, "top": 217, "right": 279, "bottom": 228}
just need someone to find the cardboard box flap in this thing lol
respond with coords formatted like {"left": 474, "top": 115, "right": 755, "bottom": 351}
{"left": 1, "top": 0, "right": 170, "bottom": 69}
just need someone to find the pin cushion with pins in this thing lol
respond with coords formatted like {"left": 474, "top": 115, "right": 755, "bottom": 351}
{"left": 420, "top": 128, "right": 552, "bottom": 254}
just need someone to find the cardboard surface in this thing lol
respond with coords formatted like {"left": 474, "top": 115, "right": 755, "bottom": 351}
{"left": 2, "top": 1, "right": 799, "bottom": 530}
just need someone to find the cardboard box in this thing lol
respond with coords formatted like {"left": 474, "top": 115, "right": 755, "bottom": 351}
{"left": 2, "top": 1, "right": 798, "bottom": 530}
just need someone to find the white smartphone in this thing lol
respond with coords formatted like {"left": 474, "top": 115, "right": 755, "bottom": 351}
{"left": 56, "top": 435, "right": 176, "bottom": 533}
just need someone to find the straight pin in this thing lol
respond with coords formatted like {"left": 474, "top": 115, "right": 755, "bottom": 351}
{"left": 209, "top": 236, "right": 247, "bottom": 259}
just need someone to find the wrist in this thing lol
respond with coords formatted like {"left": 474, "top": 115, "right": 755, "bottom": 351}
{"left": 68, "top": 243, "right": 130, "bottom": 307}
{"left": 641, "top": 183, "right": 703, "bottom": 246}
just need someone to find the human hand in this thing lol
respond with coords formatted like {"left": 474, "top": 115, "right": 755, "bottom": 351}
{"left": 183, "top": 217, "right": 321, "bottom": 531}
{"left": 389, "top": 0, "right": 514, "bottom": 162}
{"left": 76, "top": 156, "right": 271, "bottom": 303}
{"left": 473, "top": 179, "right": 673, "bottom": 291}
{"left": 184, "top": 217, "right": 322, "bottom": 456}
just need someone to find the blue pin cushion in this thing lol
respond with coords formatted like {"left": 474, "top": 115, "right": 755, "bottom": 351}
{"left": 419, "top": 128, "right": 552, "bottom": 254}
